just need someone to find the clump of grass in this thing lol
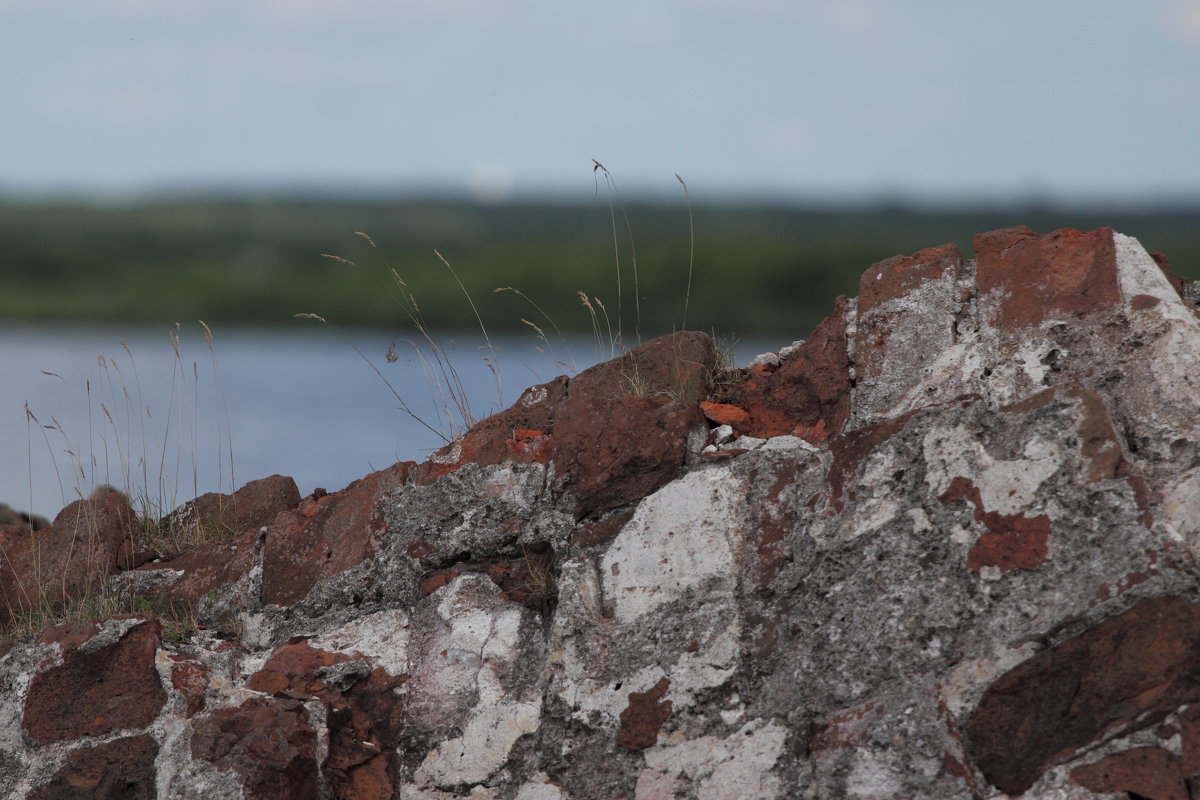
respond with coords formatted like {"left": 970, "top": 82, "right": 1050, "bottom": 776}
{"left": 76, "top": 325, "right": 234, "bottom": 519}
{"left": 622, "top": 364, "right": 660, "bottom": 399}
{"left": 3, "top": 324, "right": 238, "bottom": 643}
{"left": 1, "top": 583, "right": 199, "bottom": 644}
{"left": 138, "top": 512, "right": 230, "bottom": 560}
{"left": 513, "top": 545, "right": 558, "bottom": 617}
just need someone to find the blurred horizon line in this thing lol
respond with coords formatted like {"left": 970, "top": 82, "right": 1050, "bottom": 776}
{"left": 4, "top": 181, "right": 1200, "bottom": 214}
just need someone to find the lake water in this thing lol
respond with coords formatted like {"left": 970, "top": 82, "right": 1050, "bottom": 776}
{"left": 1, "top": 323, "right": 782, "bottom": 520}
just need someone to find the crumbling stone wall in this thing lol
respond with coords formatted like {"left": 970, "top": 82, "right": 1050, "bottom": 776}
{"left": 2, "top": 226, "right": 1200, "bottom": 798}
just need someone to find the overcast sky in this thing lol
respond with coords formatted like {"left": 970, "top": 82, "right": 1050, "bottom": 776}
{"left": 3, "top": 0, "right": 1199, "bottom": 203}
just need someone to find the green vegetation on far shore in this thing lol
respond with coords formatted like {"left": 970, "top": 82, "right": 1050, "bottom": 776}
{"left": 3, "top": 195, "right": 1198, "bottom": 340}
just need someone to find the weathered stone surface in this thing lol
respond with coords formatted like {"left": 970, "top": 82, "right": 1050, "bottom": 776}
{"left": 721, "top": 296, "right": 852, "bottom": 442}
{"left": 975, "top": 225, "right": 1122, "bottom": 329}
{"left": 191, "top": 696, "right": 319, "bottom": 800}
{"left": 421, "top": 331, "right": 714, "bottom": 518}
{"left": 262, "top": 461, "right": 412, "bottom": 606}
{"left": 163, "top": 473, "right": 300, "bottom": 539}
{"left": 1070, "top": 746, "right": 1188, "bottom": 799}
{"left": 3, "top": 226, "right": 1200, "bottom": 799}
{"left": 552, "top": 395, "right": 706, "bottom": 518}
{"left": 22, "top": 616, "right": 165, "bottom": 743}
{"left": 143, "top": 525, "right": 260, "bottom": 610}
{"left": 853, "top": 243, "right": 968, "bottom": 425}
{"left": 407, "top": 574, "right": 544, "bottom": 788}
{"left": 28, "top": 734, "right": 157, "bottom": 800}
{"left": 0, "top": 491, "right": 137, "bottom": 621}
{"left": 967, "top": 597, "right": 1200, "bottom": 794}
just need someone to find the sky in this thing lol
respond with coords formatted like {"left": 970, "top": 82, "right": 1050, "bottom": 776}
{"left": 3, "top": 0, "right": 1200, "bottom": 204}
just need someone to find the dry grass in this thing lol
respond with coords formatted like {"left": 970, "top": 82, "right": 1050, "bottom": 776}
{"left": 303, "top": 162, "right": 718, "bottom": 445}
{"left": 494, "top": 286, "right": 579, "bottom": 373}
{"left": 303, "top": 235, "right": 505, "bottom": 442}
{"left": 1, "top": 582, "right": 199, "bottom": 644}
{"left": 138, "top": 511, "right": 230, "bottom": 560}
{"left": 677, "top": 173, "right": 695, "bottom": 330}
{"left": 592, "top": 158, "right": 642, "bottom": 348}
{"left": 1, "top": 325, "right": 238, "bottom": 643}
{"left": 515, "top": 546, "right": 558, "bottom": 617}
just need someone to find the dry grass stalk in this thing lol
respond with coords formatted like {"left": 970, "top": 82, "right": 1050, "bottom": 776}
{"left": 592, "top": 158, "right": 642, "bottom": 348}
{"left": 676, "top": 173, "right": 695, "bottom": 330}
{"left": 494, "top": 286, "right": 578, "bottom": 372}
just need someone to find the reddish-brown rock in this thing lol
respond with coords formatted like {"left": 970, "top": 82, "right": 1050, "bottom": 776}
{"left": 1069, "top": 746, "right": 1188, "bottom": 800}
{"left": 0, "top": 491, "right": 138, "bottom": 622}
{"left": 247, "top": 638, "right": 348, "bottom": 699}
{"left": 569, "top": 331, "right": 714, "bottom": 405}
{"left": 940, "top": 476, "right": 1051, "bottom": 573}
{"left": 147, "top": 525, "right": 261, "bottom": 608}
{"left": 418, "top": 544, "right": 556, "bottom": 609}
{"left": 0, "top": 502, "right": 50, "bottom": 531}
{"left": 49, "top": 491, "right": 140, "bottom": 569}
{"left": 170, "top": 658, "right": 210, "bottom": 716}
{"left": 857, "top": 242, "right": 964, "bottom": 316}
{"left": 28, "top": 734, "right": 158, "bottom": 800}
{"left": 617, "top": 677, "right": 672, "bottom": 751}
{"left": 1131, "top": 293, "right": 1163, "bottom": 310}
{"left": 549, "top": 333, "right": 713, "bottom": 518}
{"left": 553, "top": 395, "right": 706, "bottom": 519}
{"left": 699, "top": 400, "right": 750, "bottom": 427}
{"left": 22, "top": 616, "right": 166, "bottom": 743}
{"left": 974, "top": 226, "right": 1122, "bottom": 329}
{"left": 262, "top": 461, "right": 412, "bottom": 606}
{"left": 163, "top": 473, "right": 300, "bottom": 539}
{"left": 722, "top": 297, "right": 852, "bottom": 441}
{"left": 418, "top": 377, "right": 570, "bottom": 481}
{"left": 413, "top": 333, "right": 713, "bottom": 518}
{"left": 325, "top": 666, "right": 406, "bottom": 800}
{"left": 967, "top": 597, "right": 1200, "bottom": 794}
{"left": 0, "top": 522, "right": 26, "bottom": 554}
{"left": 964, "top": 512, "right": 1050, "bottom": 573}
{"left": 1067, "top": 387, "right": 1128, "bottom": 482}
{"left": 242, "top": 638, "right": 405, "bottom": 800}
{"left": 191, "top": 696, "right": 320, "bottom": 800}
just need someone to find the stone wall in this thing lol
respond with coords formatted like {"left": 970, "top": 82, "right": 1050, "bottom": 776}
{"left": 2, "top": 225, "right": 1200, "bottom": 798}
